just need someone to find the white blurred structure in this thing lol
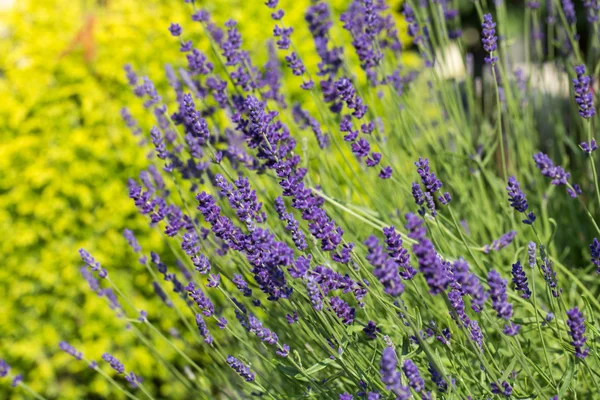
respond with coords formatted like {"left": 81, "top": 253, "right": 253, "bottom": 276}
{"left": 0, "top": 0, "right": 15, "bottom": 10}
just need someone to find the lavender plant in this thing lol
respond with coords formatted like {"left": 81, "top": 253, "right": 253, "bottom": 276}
{"left": 9, "top": 0, "right": 600, "bottom": 398}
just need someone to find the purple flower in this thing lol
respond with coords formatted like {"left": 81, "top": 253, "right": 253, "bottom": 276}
{"left": 186, "top": 282, "right": 215, "bottom": 317}
{"left": 511, "top": 261, "right": 531, "bottom": 299}
{"left": 123, "top": 229, "right": 142, "bottom": 253}
{"left": 481, "top": 14, "right": 498, "bottom": 64}
{"left": 233, "top": 274, "right": 253, "bottom": 297}
{"left": 217, "top": 317, "right": 228, "bottom": 329}
{"left": 573, "top": 65, "right": 595, "bottom": 119}
{"left": 365, "top": 235, "right": 405, "bottom": 296}
{"left": 380, "top": 347, "right": 401, "bottom": 391}
{"left": 196, "top": 314, "right": 213, "bottom": 344}
{"left": 415, "top": 158, "right": 443, "bottom": 194}
{"left": 428, "top": 363, "right": 448, "bottom": 392}
{"left": 306, "top": 276, "right": 323, "bottom": 311}
{"left": 286, "top": 311, "right": 299, "bottom": 324}
{"left": 102, "top": 353, "right": 125, "bottom": 374}
{"left": 469, "top": 320, "right": 484, "bottom": 350}
{"left": 487, "top": 270, "right": 513, "bottom": 320}
{"left": 379, "top": 166, "right": 392, "bottom": 179}
{"left": 248, "top": 314, "right": 279, "bottom": 345}
{"left": 402, "top": 359, "right": 425, "bottom": 392}
{"left": 450, "top": 258, "right": 487, "bottom": 312}
{"left": 11, "top": 375, "right": 22, "bottom": 388}
{"left": 491, "top": 381, "right": 513, "bottom": 397}
{"left": 581, "top": 139, "right": 598, "bottom": 153}
{"left": 591, "top": 238, "right": 600, "bottom": 272}
{"left": 528, "top": 242, "right": 537, "bottom": 267}
{"left": 541, "top": 256, "right": 561, "bottom": 297}
{"left": 207, "top": 274, "right": 221, "bottom": 288}
{"left": 227, "top": 355, "right": 255, "bottom": 382}
{"left": 1, "top": 360, "right": 10, "bottom": 377}
{"left": 336, "top": 78, "right": 368, "bottom": 119}
{"left": 351, "top": 138, "right": 371, "bottom": 158}
{"left": 59, "top": 341, "right": 83, "bottom": 360}
{"left": 567, "top": 307, "right": 589, "bottom": 358}
{"left": 363, "top": 320, "right": 378, "bottom": 339}
{"left": 192, "top": 254, "right": 211, "bottom": 275}
{"left": 285, "top": 52, "right": 306, "bottom": 76}
{"left": 562, "top": 0, "right": 577, "bottom": 24}
{"left": 410, "top": 226, "right": 450, "bottom": 295}
{"left": 506, "top": 176, "right": 536, "bottom": 224}
{"left": 168, "top": 23, "right": 182, "bottom": 36}
{"left": 533, "top": 152, "right": 571, "bottom": 186}
{"left": 276, "top": 344, "right": 290, "bottom": 358}
{"left": 383, "top": 226, "right": 416, "bottom": 279}
{"left": 274, "top": 196, "right": 307, "bottom": 250}
{"left": 79, "top": 249, "right": 108, "bottom": 278}
{"left": 292, "top": 104, "right": 329, "bottom": 149}
{"left": 330, "top": 296, "right": 355, "bottom": 324}
{"left": 483, "top": 231, "right": 517, "bottom": 253}
{"left": 503, "top": 322, "right": 521, "bottom": 336}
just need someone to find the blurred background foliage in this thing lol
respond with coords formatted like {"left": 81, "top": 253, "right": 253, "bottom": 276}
{"left": 0, "top": 0, "right": 408, "bottom": 398}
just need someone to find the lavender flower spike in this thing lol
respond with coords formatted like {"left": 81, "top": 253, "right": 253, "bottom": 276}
{"left": 226, "top": 355, "right": 255, "bottom": 382}
{"left": 59, "top": 341, "right": 83, "bottom": 360}
{"left": 380, "top": 347, "right": 401, "bottom": 391}
{"left": 506, "top": 176, "right": 536, "bottom": 224}
{"left": 573, "top": 65, "right": 595, "bottom": 119}
{"left": 402, "top": 359, "right": 425, "bottom": 392}
{"left": 566, "top": 307, "right": 589, "bottom": 359}
{"left": 528, "top": 242, "right": 537, "bottom": 268}
{"left": 487, "top": 270, "right": 513, "bottom": 320}
{"left": 481, "top": 14, "right": 498, "bottom": 64}
{"left": 511, "top": 261, "right": 532, "bottom": 299}
{"left": 102, "top": 353, "right": 125, "bottom": 374}
{"left": 591, "top": 238, "right": 600, "bottom": 273}
{"left": 533, "top": 152, "right": 570, "bottom": 186}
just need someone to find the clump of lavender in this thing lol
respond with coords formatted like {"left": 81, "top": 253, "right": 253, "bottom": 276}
{"left": 566, "top": 307, "right": 589, "bottom": 359}
{"left": 49, "top": 2, "right": 600, "bottom": 399}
